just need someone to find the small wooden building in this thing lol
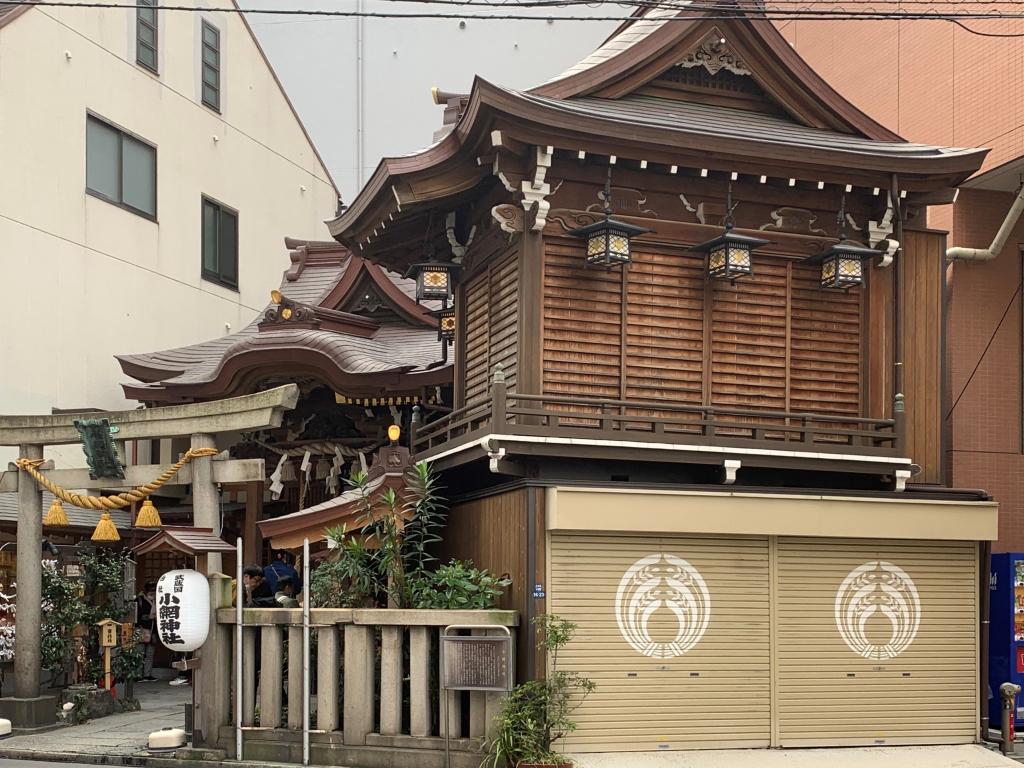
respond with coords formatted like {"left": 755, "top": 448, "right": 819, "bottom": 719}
{"left": 328, "top": 5, "right": 998, "bottom": 754}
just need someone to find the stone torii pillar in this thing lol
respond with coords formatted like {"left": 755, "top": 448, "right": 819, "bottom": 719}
{"left": 12, "top": 445, "right": 47, "bottom": 726}
{"left": 0, "top": 385, "right": 298, "bottom": 731}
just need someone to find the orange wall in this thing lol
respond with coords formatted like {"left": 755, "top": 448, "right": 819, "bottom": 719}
{"left": 777, "top": 16, "right": 1024, "bottom": 549}
{"left": 775, "top": 15, "right": 1024, "bottom": 174}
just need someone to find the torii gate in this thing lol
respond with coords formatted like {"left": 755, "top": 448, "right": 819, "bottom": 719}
{"left": 0, "top": 385, "right": 297, "bottom": 731}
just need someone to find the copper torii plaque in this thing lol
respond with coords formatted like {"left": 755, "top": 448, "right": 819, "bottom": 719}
{"left": 441, "top": 630, "right": 513, "bottom": 692}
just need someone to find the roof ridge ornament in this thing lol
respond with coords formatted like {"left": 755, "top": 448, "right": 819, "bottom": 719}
{"left": 678, "top": 28, "right": 751, "bottom": 77}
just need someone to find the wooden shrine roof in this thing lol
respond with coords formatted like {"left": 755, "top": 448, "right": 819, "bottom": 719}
{"left": 116, "top": 239, "right": 451, "bottom": 403}
{"left": 133, "top": 527, "right": 236, "bottom": 556}
{"left": 518, "top": 92, "right": 980, "bottom": 165}
{"left": 257, "top": 444, "right": 414, "bottom": 549}
{"left": 327, "top": 4, "right": 987, "bottom": 268}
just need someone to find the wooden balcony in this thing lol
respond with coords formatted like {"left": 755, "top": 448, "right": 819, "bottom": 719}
{"left": 412, "top": 368, "right": 907, "bottom": 477}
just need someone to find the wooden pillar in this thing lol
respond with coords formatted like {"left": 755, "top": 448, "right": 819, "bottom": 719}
{"left": 243, "top": 481, "right": 263, "bottom": 566}
{"left": 191, "top": 434, "right": 222, "bottom": 573}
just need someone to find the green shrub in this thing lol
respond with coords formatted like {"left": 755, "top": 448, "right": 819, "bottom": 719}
{"left": 408, "top": 560, "right": 510, "bottom": 610}
{"left": 484, "top": 615, "right": 595, "bottom": 768}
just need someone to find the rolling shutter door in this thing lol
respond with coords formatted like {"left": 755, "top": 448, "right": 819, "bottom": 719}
{"left": 775, "top": 537, "right": 978, "bottom": 747}
{"left": 549, "top": 532, "right": 771, "bottom": 752}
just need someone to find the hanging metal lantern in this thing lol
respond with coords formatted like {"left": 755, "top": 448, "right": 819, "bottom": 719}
{"left": 405, "top": 260, "right": 459, "bottom": 302}
{"left": 804, "top": 194, "right": 881, "bottom": 289}
{"left": 568, "top": 166, "right": 650, "bottom": 268}
{"left": 692, "top": 182, "right": 769, "bottom": 281}
{"left": 806, "top": 237, "right": 881, "bottom": 289}
{"left": 432, "top": 305, "right": 456, "bottom": 342}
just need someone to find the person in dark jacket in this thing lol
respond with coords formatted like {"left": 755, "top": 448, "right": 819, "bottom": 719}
{"left": 263, "top": 552, "right": 300, "bottom": 595}
{"left": 136, "top": 582, "right": 157, "bottom": 681}
{"left": 243, "top": 565, "right": 275, "bottom": 607}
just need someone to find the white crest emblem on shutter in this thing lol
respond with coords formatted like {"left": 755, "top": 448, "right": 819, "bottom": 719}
{"left": 834, "top": 560, "right": 921, "bottom": 660}
{"left": 615, "top": 553, "right": 711, "bottom": 658}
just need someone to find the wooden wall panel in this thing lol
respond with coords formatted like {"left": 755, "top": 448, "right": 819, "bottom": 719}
{"left": 462, "top": 249, "right": 519, "bottom": 404}
{"left": 625, "top": 247, "right": 704, "bottom": 405}
{"left": 901, "top": 228, "right": 945, "bottom": 484}
{"left": 790, "top": 262, "right": 862, "bottom": 415}
{"left": 464, "top": 270, "right": 491, "bottom": 404}
{"left": 711, "top": 260, "right": 789, "bottom": 409}
{"left": 539, "top": 245, "right": 866, "bottom": 418}
{"left": 439, "top": 488, "right": 538, "bottom": 678}
{"left": 544, "top": 239, "right": 623, "bottom": 397}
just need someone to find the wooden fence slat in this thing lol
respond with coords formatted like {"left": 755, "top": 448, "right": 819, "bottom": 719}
{"left": 259, "top": 626, "right": 283, "bottom": 728}
{"left": 316, "top": 626, "right": 340, "bottom": 732}
{"left": 242, "top": 628, "right": 256, "bottom": 727}
{"left": 343, "top": 625, "right": 375, "bottom": 745}
{"left": 409, "top": 626, "right": 432, "bottom": 738}
{"left": 380, "top": 626, "right": 403, "bottom": 736}
{"left": 287, "top": 626, "right": 303, "bottom": 729}
{"left": 438, "top": 628, "right": 462, "bottom": 739}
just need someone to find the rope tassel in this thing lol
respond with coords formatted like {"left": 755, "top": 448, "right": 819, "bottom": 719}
{"left": 43, "top": 498, "right": 68, "bottom": 527}
{"left": 92, "top": 511, "right": 120, "bottom": 542}
{"left": 135, "top": 499, "right": 162, "bottom": 528}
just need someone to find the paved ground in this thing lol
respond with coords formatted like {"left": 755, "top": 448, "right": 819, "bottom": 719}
{"left": 0, "top": 680, "right": 189, "bottom": 758}
{"left": 572, "top": 744, "right": 1023, "bottom": 768}
{"left": 0, "top": 761, "right": 98, "bottom": 768}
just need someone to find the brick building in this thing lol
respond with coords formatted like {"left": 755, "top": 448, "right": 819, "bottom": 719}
{"left": 780, "top": 16, "right": 1024, "bottom": 551}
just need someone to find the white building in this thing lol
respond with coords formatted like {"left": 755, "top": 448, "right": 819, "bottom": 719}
{"left": 0, "top": 0, "right": 337, "bottom": 463}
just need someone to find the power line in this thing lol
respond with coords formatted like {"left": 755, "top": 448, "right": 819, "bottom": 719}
{"left": 11, "top": 0, "right": 1024, "bottom": 35}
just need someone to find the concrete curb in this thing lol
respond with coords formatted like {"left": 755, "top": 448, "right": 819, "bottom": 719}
{"left": 0, "top": 748, "right": 330, "bottom": 768}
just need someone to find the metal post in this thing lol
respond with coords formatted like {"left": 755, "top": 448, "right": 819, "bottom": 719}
{"left": 1001, "top": 682, "right": 1020, "bottom": 754}
{"left": 302, "top": 538, "right": 310, "bottom": 766}
{"left": 235, "top": 538, "right": 243, "bottom": 761}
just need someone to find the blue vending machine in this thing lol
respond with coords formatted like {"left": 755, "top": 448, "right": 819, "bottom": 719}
{"left": 989, "top": 553, "right": 1024, "bottom": 730}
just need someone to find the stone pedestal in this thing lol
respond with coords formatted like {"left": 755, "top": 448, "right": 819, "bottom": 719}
{"left": 0, "top": 695, "right": 57, "bottom": 732}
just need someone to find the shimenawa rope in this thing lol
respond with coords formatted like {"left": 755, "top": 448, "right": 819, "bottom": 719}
{"left": 15, "top": 447, "right": 219, "bottom": 510}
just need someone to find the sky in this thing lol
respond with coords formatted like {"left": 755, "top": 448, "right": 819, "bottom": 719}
{"left": 240, "top": 0, "right": 618, "bottom": 201}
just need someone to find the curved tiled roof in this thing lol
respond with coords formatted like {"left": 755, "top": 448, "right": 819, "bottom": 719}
{"left": 117, "top": 240, "right": 451, "bottom": 402}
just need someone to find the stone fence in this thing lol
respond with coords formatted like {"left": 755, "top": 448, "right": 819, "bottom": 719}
{"left": 197, "top": 575, "right": 519, "bottom": 768}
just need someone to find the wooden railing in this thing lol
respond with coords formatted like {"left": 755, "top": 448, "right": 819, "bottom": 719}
{"left": 412, "top": 367, "right": 902, "bottom": 458}
{"left": 196, "top": 577, "right": 518, "bottom": 768}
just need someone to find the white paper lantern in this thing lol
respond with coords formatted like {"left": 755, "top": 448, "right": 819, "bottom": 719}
{"left": 155, "top": 569, "right": 209, "bottom": 652}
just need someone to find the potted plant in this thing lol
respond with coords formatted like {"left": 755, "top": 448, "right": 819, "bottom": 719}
{"left": 485, "top": 614, "right": 595, "bottom": 768}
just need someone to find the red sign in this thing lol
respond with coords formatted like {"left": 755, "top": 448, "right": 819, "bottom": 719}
{"left": 1015, "top": 646, "right": 1024, "bottom": 674}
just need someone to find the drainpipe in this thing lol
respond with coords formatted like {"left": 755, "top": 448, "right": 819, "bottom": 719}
{"left": 947, "top": 184, "right": 1024, "bottom": 261}
{"left": 981, "top": 540, "right": 996, "bottom": 742}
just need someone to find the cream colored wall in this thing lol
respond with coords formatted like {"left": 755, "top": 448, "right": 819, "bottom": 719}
{"left": 0, "top": 1, "right": 336, "bottom": 464}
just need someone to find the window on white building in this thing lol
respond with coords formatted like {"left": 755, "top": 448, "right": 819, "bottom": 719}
{"left": 201, "top": 21, "right": 221, "bottom": 112}
{"left": 202, "top": 196, "right": 238, "bottom": 289}
{"left": 136, "top": 0, "right": 158, "bottom": 73}
{"left": 86, "top": 114, "right": 157, "bottom": 218}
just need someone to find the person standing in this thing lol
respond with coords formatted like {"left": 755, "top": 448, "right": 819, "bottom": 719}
{"left": 136, "top": 582, "right": 157, "bottom": 682}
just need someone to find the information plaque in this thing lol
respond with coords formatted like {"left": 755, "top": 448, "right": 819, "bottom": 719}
{"left": 440, "top": 629, "right": 513, "bottom": 692}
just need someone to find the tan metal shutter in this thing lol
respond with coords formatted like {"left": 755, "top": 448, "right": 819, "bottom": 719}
{"left": 775, "top": 537, "right": 978, "bottom": 747}
{"left": 549, "top": 532, "right": 771, "bottom": 752}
